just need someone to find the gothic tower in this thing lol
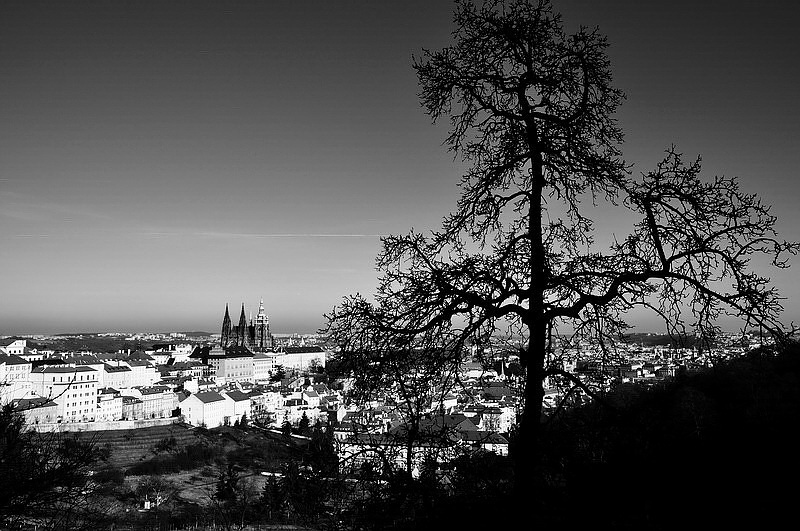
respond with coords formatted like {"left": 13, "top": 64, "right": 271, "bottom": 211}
{"left": 237, "top": 304, "right": 248, "bottom": 347}
{"left": 221, "top": 304, "right": 232, "bottom": 348}
{"left": 254, "top": 298, "right": 272, "bottom": 351}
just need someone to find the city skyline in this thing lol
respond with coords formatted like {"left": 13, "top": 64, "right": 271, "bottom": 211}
{"left": 2, "top": 1, "right": 799, "bottom": 335}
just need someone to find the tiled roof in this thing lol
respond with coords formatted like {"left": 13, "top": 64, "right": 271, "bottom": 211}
{"left": 191, "top": 344, "right": 254, "bottom": 359}
{"left": 12, "top": 397, "right": 57, "bottom": 409}
{"left": 460, "top": 431, "right": 509, "bottom": 444}
{"left": 225, "top": 390, "right": 250, "bottom": 402}
{"left": 31, "top": 365, "right": 96, "bottom": 373}
{"left": 128, "top": 350, "right": 154, "bottom": 361}
{"left": 0, "top": 353, "right": 29, "bottom": 365}
{"left": 193, "top": 391, "right": 225, "bottom": 404}
{"left": 104, "top": 364, "right": 132, "bottom": 372}
{"left": 0, "top": 338, "right": 22, "bottom": 347}
{"left": 65, "top": 355, "right": 100, "bottom": 364}
{"left": 139, "top": 385, "right": 170, "bottom": 395}
{"left": 283, "top": 346, "right": 324, "bottom": 354}
{"left": 223, "top": 345, "right": 254, "bottom": 358}
{"left": 189, "top": 345, "right": 211, "bottom": 359}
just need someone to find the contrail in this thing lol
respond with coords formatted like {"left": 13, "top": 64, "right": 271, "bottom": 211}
{"left": 138, "top": 231, "right": 388, "bottom": 239}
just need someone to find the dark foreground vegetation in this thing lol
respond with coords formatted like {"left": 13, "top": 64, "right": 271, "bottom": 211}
{"left": 539, "top": 344, "right": 800, "bottom": 530}
{"left": 3, "top": 343, "right": 799, "bottom": 530}
{"left": 390, "top": 343, "right": 800, "bottom": 530}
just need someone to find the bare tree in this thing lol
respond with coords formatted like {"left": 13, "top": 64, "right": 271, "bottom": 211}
{"left": 0, "top": 404, "right": 109, "bottom": 529}
{"left": 325, "top": 0, "right": 797, "bottom": 504}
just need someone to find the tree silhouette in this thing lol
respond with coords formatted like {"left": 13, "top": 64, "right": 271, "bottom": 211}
{"left": 297, "top": 412, "right": 311, "bottom": 436}
{"left": 212, "top": 462, "right": 258, "bottom": 531}
{"left": 215, "top": 462, "right": 240, "bottom": 502}
{"left": 0, "top": 404, "right": 109, "bottom": 528}
{"left": 270, "top": 365, "right": 286, "bottom": 383}
{"left": 307, "top": 423, "right": 338, "bottom": 476}
{"left": 281, "top": 418, "right": 292, "bottom": 438}
{"left": 325, "top": 0, "right": 797, "bottom": 506}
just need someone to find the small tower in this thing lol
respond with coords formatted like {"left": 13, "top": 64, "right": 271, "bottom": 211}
{"left": 254, "top": 298, "right": 271, "bottom": 351}
{"left": 221, "top": 304, "right": 232, "bottom": 348}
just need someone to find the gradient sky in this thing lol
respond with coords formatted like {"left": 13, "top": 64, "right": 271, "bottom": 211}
{"left": 2, "top": 1, "right": 799, "bottom": 335}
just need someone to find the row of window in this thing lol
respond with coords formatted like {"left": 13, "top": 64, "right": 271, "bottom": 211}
{"left": 50, "top": 375, "right": 97, "bottom": 382}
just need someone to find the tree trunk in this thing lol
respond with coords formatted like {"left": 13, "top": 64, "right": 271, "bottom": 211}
{"left": 516, "top": 114, "right": 548, "bottom": 509}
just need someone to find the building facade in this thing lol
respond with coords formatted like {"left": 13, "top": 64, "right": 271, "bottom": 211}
{"left": 29, "top": 365, "right": 99, "bottom": 422}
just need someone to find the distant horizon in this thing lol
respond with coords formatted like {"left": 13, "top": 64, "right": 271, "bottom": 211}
{"left": 2, "top": 323, "right": 772, "bottom": 340}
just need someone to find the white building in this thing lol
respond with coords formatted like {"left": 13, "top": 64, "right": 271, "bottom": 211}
{"left": 12, "top": 397, "right": 59, "bottom": 425}
{"left": 29, "top": 365, "right": 99, "bottom": 422}
{"left": 222, "top": 389, "right": 251, "bottom": 424}
{"left": 190, "top": 345, "right": 254, "bottom": 384}
{"left": 148, "top": 343, "right": 196, "bottom": 365}
{"left": 102, "top": 364, "right": 134, "bottom": 390}
{"left": 253, "top": 352, "right": 275, "bottom": 382}
{"left": 125, "top": 360, "right": 160, "bottom": 387}
{"left": 180, "top": 390, "right": 230, "bottom": 427}
{"left": 302, "top": 388, "right": 321, "bottom": 408}
{"left": 0, "top": 338, "right": 27, "bottom": 356}
{"left": 96, "top": 388, "right": 124, "bottom": 421}
{"left": 278, "top": 346, "right": 327, "bottom": 372}
{"left": 0, "top": 353, "right": 32, "bottom": 403}
{"left": 127, "top": 385, "right": 178, "bottom": 419}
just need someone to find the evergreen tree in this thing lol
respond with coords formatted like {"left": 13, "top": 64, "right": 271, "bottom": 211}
{"left": 297, "top": 412, "right": 311, "bottom": 436}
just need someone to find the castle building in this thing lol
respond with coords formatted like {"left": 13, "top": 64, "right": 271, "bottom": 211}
{"left": 190, "top": 300, "right": 274, "bottom": 384}
{"left": 220, "top": 300, "right": 274, "bottom": 352}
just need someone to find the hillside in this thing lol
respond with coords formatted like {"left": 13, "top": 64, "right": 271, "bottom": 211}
{"left": 85, "top": 423, "right": 204, "bottom": 469}
{"left": 80, "top": 423, "right": 305, "bottom": 474}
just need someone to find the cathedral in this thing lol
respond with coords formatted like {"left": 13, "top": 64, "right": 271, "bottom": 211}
{"left": 220, "top": 299, "right": 274, "bottom": 352}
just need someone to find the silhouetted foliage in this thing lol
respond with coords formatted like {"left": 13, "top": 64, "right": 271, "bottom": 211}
{"left": 297, "top": 412, "right": 311, "bottom": 436}
{"left": 211, "top": 461, "right": 259, "bottom": 531}
{"left": 306, "top": 423, "right": 338, "bottom": 476}
{"left": 260, "top": 474, "right": 284, "bottom": 521}
{"left": 270, "top": 365, "right": 286, "bottom": 382}
{"left": 325, "top": 0, "right": 797, "bottom": 508}
{"left": 0, "top": 404, "right": 109, "bottom": 529}
{"left": 215, "top": 462, "right": 240, "bottom": 501}
{"left": 153, "top": 435, "right": 178, "bottom": 454}
{"left": 536, "top": 343, "right": 800, "bottom": 529}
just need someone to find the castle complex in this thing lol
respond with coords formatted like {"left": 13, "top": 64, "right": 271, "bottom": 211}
{"left": 220, "top": 299, "right": 274, "bottom": 352}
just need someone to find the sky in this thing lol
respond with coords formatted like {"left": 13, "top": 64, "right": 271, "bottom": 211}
{"left": 2, "top": 0, "right": 799, "bottom": 335}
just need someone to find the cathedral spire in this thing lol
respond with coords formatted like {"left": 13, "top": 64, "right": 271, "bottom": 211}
{"left": 221, "top": 304, "right": 232, "bottom": 348}
{"left": 238, "top": 303, "right": 248, "bottom": 346}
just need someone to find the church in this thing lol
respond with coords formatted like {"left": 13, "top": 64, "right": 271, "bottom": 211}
{"left": 189, "top": 300, "right": 275, "bottom": 384}
{"left": 220, "top": 299, "right": 274, "bottom": 352}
